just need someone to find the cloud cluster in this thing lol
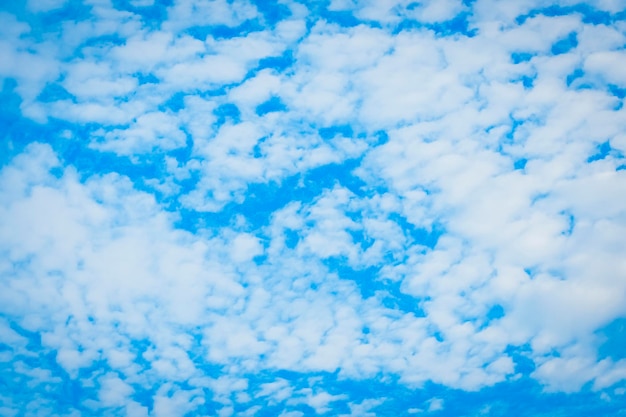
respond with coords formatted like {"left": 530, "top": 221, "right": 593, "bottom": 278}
{"left": 1, "top": 0, "right": 626, "bottom": 415}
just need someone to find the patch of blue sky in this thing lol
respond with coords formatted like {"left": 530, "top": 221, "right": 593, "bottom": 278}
{"left": 565, "top": 73, "right": 604, "bottom": 96}
{"left": 587, "top": 140, "right": 613, "bottom": 163}
{"left": 256, "top": 49, "right": 296, "bottom": 72}
{"left": 510, "top": 52, "right": 535, "bottom": 64}
{"left": 255, "top": 96, "right": 287, "bottom": 116}
{"left": 485, "top": 304, "right": 505, "bottom": 321}
{"left": 315, "top": 8, "right": 363, "bottom": 29}
{"left": 159, "top": 91, "right": 186, "bottom": 112}
{"left": 388, "top": 213, "right": 443, "bottom": 248}
{"left": 0, "top": 81, "right": 31, "bottom": 165}
{"left": 448, "top": 380, "right": 621, "bottom": 417}
{"left": 250, "top": 0, "right": 293, "bottom": 27}
{"left": 36, "top": 83, "right": 75, "bottom": 103}
{"left": 80, "top": 32, "right": 129, "bottom": 49}
{"left": 324, "top": 258, "right": 429, "bottom": 316}
{"left": 566, "top": 68, "right": 585, "bottom": 87}
{"left": 128, "top": 72, "right": 159, "bottom": 89}
{"left": 3, "top": 337, "right": 626, "bottom": 416}
{"left": 393, "top": 11, "right": 477, "bottom": 37}
{"left": 2, "top": 115, "right": 185, "bottom": 203}
{"left": 510, "top": 32, "right": 577, "bottom": 62}
{"left": 167, "top": 135, "right": 194, "bottom": 162}
{"left": 513, "top": 158, "right": 528, "bottom": 170}
{"left": 0, "top": 1, "right": 92, "bottom": 38}
{"left": 516, "top": 3, "right": 616, "bottom": 25}
{"left": 9, "top": 119, "right": 191, "bottom": 212}
{"left": 597, "top": 317, "right": 626, "bottom": 362}
{"left": 300, "top": 158, "right": 368, "bottom": 197}
{"left": 111, "top": 0, "right": 173, "bottom": 25}
{"left": 172, "top": 159, "right": 369, "bottom": 233}
{"left": 213, "top": 102, "right": 242, "bottom": 124}
{"left": 378, "top": 285, "right": 428, "bottom": 317}
{"left": 608, "top": 84, "right": 626, "bottom": 99}
{"left": 0, "top": 79, "right": 25, "bottom": 154}
{"left": 185, "top": 20, "right": 265, "bottom": 40}
{"left": 0, "top": 321, "right": 91, "bottom": 413}
{"left": 318, "top": 124, "right": 354, "bottom": 140}
{"left": 551, "top": 31, "right": 578, "bottom": 55}
{"left": 504, "top": 343, "right": 536, "bottom": 372}
{"left": 61, "top": 136, "right": 163, "bottom": 179}
{"left": 246, "top": 161, "right": 365, "bottom": 221}
{"left": 242, "top": 373, "right": 625, "bottom": 417}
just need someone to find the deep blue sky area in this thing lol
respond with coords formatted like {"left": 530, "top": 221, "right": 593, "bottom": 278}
{"left": 1, "top": 0, "right": 626, "bottom": 416}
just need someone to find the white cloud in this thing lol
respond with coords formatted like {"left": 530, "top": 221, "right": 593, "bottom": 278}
{"left": 26, "top": 0, "right": 68, "bottom": 13}
{"left": 164, "top": 0, "right": 259, "bottom": 31}
{"left": 288, "top": 388, "right": 348, "bottom": 414}
{"left": 158, "top": 53, "right": 248, "bottom": 89}
{"left": 1, "top": 2, "right": 626, "bottom": 413}
{"left": 427, "top": 397, "right": 444, "bottom": 412}
{"left": 62, "top": 59, "right": 138, "bottom": 100}
{"left": 152, "top": 384, "right": 205, "bottom": 417}
{"left": 111, "top": 31, "right": 205, "bottom": 72}
{"left": 230, "top": 233, "right": 263, "bottom": 262}
{"left": 92, "top": 111, "right": 187, "bottom": 155}
{"left": 0, "top": 319, "right": 28, "bottom": 350}
{"left": 340, "top": 398, "right": 384, "bottom": 417}
{"left": 585, "top": 50, "right": 626, "bottom": 86}
{"left": 257, "top": 379, "right": 293, "bottom": 404}
{"left": 328, "top": 0, "right": 465, "bottom": 25}
{"left": 410, "top": 0, "right": 466, "bottom": 23}
{"left": 98, "top": 373, "right": 134, "bottom": 407}
{"left": 228, "top": 68, "right": 282, "bottom": 111}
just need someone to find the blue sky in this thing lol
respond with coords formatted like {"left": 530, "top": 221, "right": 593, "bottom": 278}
{"left": 1, "top": 0, "right": 626, "bottom": 416}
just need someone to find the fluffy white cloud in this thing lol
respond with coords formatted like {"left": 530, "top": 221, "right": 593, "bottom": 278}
{"left": 329, "top": 0, "right": 466, "bottom": 25}
{"left": 163, "top": 0, "right": 259, "bottom": 31}
{"left": 1, "top": 1, "right": 626, "bottom": 414}
{"left": 92, "top": 110, "right": 187, "bottom": 155}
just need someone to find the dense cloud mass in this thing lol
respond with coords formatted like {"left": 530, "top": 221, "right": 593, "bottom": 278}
{"left": 1, "top": 0, "right": 626, "bottom": 416}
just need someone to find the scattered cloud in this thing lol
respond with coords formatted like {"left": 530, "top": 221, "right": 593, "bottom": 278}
{"left": 1, "top": 0, "right": 626, "bottom": 416}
